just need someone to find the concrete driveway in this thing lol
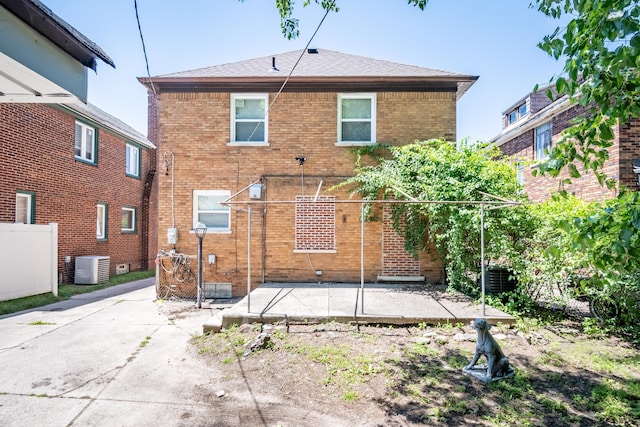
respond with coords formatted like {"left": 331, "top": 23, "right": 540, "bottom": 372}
{"left": 0, "top": 278, "right": 231, "bottom": 426}
{"left": 0, "top": 278, "right": 514, "bottom": 426}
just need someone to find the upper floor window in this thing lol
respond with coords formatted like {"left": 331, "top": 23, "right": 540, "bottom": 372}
{"left": 506, "top": 103, "right": 527, "bottom": 125}
{"left": 75, "top": 120, "right": 96, "bottom": 164}
{"left": 534, "top": 122, "right": 553, "bottom": 161}
{"left": 97, "top": 202, "right": 108, "bottom": 240}
{"left": 518, "top": 103, "right": 527, "bottom": 118}
{"left": 121, "top": 206, "right": 137, "bottom": 233}
{"left": 193, "top": 190, "right": 231, "bottom": 232}
{"left": 337, "top": 93, "right": 376, "bottom": 145}
{"left": 230, "top": 94, "right": 268, "bottom": 144}
{"left": 15, "top": 191, "right": 35, "bottom": 224}
{"left": 126, "top": 143, "right": 140, "bottom": 177}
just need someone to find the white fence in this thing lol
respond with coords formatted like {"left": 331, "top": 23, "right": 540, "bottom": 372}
{"left": 0, "top": 223, "right": 58, "bottom": 302}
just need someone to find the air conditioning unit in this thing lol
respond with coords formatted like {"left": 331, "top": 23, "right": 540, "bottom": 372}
{"left": 75, "top": 256, "right": 110, "bottom": 285}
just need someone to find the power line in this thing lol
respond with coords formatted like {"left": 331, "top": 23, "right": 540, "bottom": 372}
{"left": 134, "top": 0, "right": 157, "bottom": 98}
{"left": 245, "top": 0, "right": 336, "bottom": 142}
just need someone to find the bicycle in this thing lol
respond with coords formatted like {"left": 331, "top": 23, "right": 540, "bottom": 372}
{"left": 589, "top": 285, "right": 640, "bottom": 325}
{"left": 157, "top": 252, "right": 198, "bottom": 299}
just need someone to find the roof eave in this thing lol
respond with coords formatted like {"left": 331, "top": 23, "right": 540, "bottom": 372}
{"left": 1, "top": 0, "right": 115, "bottom": 69}
{"left": 138, "top": 75, "right": 478, "bottom": 98}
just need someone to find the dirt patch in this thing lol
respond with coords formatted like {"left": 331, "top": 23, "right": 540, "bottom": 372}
{"left": 192, "top": 319, "right": 640, "bottom": 426}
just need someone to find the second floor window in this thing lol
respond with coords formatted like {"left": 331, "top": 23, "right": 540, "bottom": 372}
{"left": 75, "top": 120, "right": 96, "bottom": 163}
{"left": 338, "top": 93, "right": 376, "bottom": 144}
{"left": 126, "top": 143, "right": 140, "bottom": 177}
{"left": 231, "top": 94, "right": 268, "bottom": 144}
{"left": 534, "top": 122, "right": 553, "bottom": 161}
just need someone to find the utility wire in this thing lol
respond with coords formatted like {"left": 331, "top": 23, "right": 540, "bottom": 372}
{"left": 134, "top": 0, "right": 157, "bottom": 97}
{"left": 246, "top": 0, "right": 336, "bottom": 142}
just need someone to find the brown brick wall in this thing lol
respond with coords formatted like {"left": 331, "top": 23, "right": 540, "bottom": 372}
{"left": 0, "top": 103, "right": 155, "bottom": 283}
{"left": 155, "top": 91, "right": 452, "bottom": 294}
{"left": 619, "top": 119, "right": 640, "bottom": 190}
{"left": 499, "top": 103, "right": 626, "bottom": 202}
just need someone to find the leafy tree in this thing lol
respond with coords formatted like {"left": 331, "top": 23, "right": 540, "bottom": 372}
{"left": 534, "top": 0, "right": 640, "bottom": 187}
{"left": 270, "top": 0, "right": 639, "bottom": 184}
{"left": 338, "top": 140, "right": 529, "bottom": 293}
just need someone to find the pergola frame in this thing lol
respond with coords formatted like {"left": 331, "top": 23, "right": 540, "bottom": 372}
{"left": 223, "top": 193, "right": 521, "bottom": 317}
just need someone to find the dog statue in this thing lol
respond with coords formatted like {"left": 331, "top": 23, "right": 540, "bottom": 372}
{"left": 463, "top": 318, "right": 514, "bottom": 382}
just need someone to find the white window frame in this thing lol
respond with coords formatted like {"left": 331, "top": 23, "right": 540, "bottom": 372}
{"left": 97, "top": 202, "right": 108, "bottom": 240}
{"left": 336, "top": 93, "right": 376, "bottom": 146}
{"left": 75, "top": 120, "right": 96, "bottom": 163}
{"left": 121, "top": 206, "right": 136, "bottom": 233}
{"left": 229, "top": 94, "right": 269, "bottom": 146}
{"left": 15, "top": 192, "right": 34, "bottom": 224}
{"left": 534, "top": 122, "right": 553, "bottom": 161}
{"left": 516, "top": 162, "right": 525, "bottom": 185}
{"left": 125, "top": 143, "right": 140, "bottom": 177}
{"left": 193, "top": 190, "right": 231, "bottom": 233}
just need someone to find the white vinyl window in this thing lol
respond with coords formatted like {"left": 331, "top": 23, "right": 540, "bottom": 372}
{"left": 15, "top": 192, "right": 34, "bottom": 224}
{"left": 193, "top": 190, "right": 231, "bottom": 232}
{"left": 121, "top": 206, "right": 136, "bottom": 232}
{"left": 337, "top": 93, "right": 376, "bottom": 145}
{"left": 126, "top": 143, "right": 140, "bottom": 177}
{"left": 75, "top": 120, "right": 96, "bottom": 163}
{"left": 516, "top": 162, "right": 525, "bottom": 185}
{"left": 507, "top": 103, "right": 527, "bottom": 125}
{"left": 230, "top": 94, "right": 268, "bottom": 144}
{"left": 534, "top": 122, "right": 553, "bottom": 161}
{"left": 97, "top": 202, "right": 107, "bottom": 240}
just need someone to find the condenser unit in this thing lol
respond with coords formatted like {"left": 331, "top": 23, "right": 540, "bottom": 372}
{"left": 75, "top": 256, "right": 110, "bottom": 285}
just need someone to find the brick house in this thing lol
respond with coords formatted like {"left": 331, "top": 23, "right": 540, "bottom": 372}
{"left": 0, "top": 0, "right": 157, "bottom": 283}
{"left": 492, "top": 85, "right": 640, "bottom": 201}
{"left": 140, "top": 48, "right": 477, "bottom": 296}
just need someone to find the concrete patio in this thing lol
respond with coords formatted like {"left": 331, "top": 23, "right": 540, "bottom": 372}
{"left": 203, "top": 282, "right": 514, "bottom": 332}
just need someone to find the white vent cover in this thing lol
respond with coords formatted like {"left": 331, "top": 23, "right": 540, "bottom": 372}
{"left": 75, "top": 256, "right": 110, "bottom": 285}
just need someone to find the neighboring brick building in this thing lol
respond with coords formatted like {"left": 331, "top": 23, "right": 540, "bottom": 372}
{"left": 140, "top": 48, "right": 477, "bottom": 296}
{"left": 493, "top": 85, "right": 640, "bottom": 202}
{"left": 0, "top": 0, "right": 157, "bottom": 284}
{"left": 0, "top": 102, "right": 156, "bottom": 282}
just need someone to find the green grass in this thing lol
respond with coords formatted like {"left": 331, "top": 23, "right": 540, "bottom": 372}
{"left": 0, "top": 270, "right": 154, "bottom": 316}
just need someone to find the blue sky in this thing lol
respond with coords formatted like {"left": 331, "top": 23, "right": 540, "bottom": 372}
{"left": 43, "top": 0, "right": 566, "bottom": 142}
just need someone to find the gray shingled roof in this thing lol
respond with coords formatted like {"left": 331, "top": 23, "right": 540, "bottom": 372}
{"left": 159, "top": 49, "right": 466, "bottom": 79}
{"left": 145, "top": 49, "right": 477, "bottom": 99}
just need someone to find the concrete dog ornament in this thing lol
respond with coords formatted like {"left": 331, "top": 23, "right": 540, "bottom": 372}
{"left": 463, "top": 318, "right": 515, "bottom": 383}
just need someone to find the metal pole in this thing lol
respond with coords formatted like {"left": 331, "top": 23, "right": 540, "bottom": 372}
{"left": 480, "top": 204, "right": 486, "bottom": 316}
{"left": 360, "top": 202, "right": 365, "bottom": 314}
{"left": 197, "top": 236, "right": 203, "bottom": 308}
{"left": 247, "top": 205, "right": 251, "bottom": 313}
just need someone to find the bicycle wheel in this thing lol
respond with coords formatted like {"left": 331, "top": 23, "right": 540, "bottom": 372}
{"left": 589, "top": 295, "right": 619, "bottom": 323}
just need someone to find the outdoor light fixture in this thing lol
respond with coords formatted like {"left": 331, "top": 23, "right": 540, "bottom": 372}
{"left": 194, "top": 222, "right": 207, "bottom": 308}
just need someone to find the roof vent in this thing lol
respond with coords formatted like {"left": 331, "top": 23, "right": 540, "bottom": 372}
{"left": 307, "top": 48, "right": 319, "bottom": 54}
{"left": 270, "top": 57, "right": 279, "bottom": 72}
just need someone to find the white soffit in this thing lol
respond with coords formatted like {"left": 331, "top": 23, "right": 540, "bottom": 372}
{"left": 0, "top": 51, "right": 79, "bottom": 103}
